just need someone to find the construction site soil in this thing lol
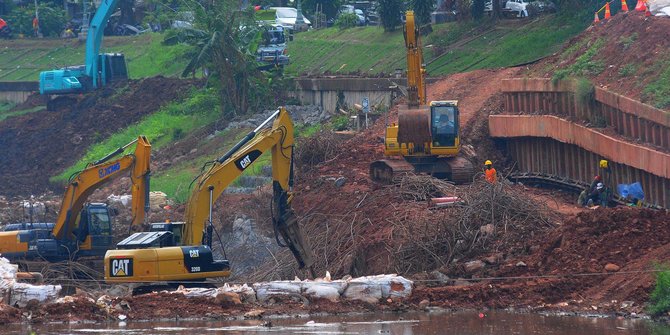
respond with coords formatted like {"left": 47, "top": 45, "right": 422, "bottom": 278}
{"left": 0, "top": 76, "right": 199, "bottom": 197}
{"left": 1, "top": 15, "right": 670, "bottom": 322}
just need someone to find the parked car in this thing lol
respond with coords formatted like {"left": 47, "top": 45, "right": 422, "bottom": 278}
{"left": 339, "top": 5, "right": 367, "bottom": 25}
{"left": 504, "top": 0, "right": 529, "bottom": 17}
{"left": 256, "top": 24, "right": 290, "bottom": 69}
{"left": 270, "top": 7, "right": 311, "bottom": 31}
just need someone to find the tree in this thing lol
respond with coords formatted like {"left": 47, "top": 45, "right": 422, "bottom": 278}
{"left": 301, "top": 0, "right": 340, "bottom": 19}
{"left": 471, "top": 0, "right": 486, "bottom": 19}
{"left": 164, "top": 0, "right": 263, "bottom": 116}
{"left": 412, "top": 0, "right": 435, "bottom": 26}
{"left": 378, "top": 0, "right": 403, "bottom": 32}
{"left": 119, "top": 0, "right": 136, "bottom": 26}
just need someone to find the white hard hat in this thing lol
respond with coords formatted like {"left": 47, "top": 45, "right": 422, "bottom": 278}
{"left": 596, "top": 183, "right": 604, "bottom": 190}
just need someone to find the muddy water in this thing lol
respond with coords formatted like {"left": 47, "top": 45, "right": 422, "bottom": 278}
{"left": 6, "top": 311, "right": 670, "bottom": 335}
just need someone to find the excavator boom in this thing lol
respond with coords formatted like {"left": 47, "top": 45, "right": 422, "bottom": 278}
{"left": 0, "top": 136, "right": 151, "bottom": 262}
{"left": 105, "top": 108, "right": 313, "bottom": 283}
{"left": 370, "top": 11, "right": 474, "bottom": 184}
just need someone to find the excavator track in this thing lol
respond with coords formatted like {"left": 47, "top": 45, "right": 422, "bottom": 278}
{"left": 370, "top": 155, "right": 475, "bottom": 184}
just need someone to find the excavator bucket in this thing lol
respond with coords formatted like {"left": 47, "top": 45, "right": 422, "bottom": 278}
{"left": 272, "top": 183, "right": 314, "bottom": 271}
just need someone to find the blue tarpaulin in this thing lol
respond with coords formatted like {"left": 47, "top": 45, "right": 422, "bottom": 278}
{"left": 617, "top": 182, "right": 645, "bottom": 201}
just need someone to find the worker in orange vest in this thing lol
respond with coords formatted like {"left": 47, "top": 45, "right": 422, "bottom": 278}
{"left": 484, "top": 160, "right": 497, "bottom": 183}
{"left": 32, "top": 16, "right": 39, "bottom": 37}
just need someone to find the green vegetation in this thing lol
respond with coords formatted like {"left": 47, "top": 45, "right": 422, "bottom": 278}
{"left": 648, "top": 265, "right": 670, "bottom": 316}
{"left": 429, "top": 15, "right": 588, "bottom": 75}
{"left": 0, "top": 101, "right": 16, "bottom": 113}
{"left": 618, "top": 63, "right": 637, "bottom": 77}
{"left": 289, "top": 14, "right": 588, "bottom": 77}
{"left": 0, "top": 105, "right": 45, "bottom": 122}
{"left": 255, "top": 9, "right": 277, "bottom": 22}
{"left": 552, "top": 38, "right": 605, "bottom": 81}
{"left": 0, "top": 33, "right": 188, "bottom": 81}
{"left": 51, "top": 88, "right": 220, "bottom": 184}
{"left": 619, "top": 33, "right": 638, "bottom": 50}
{"left": 642, "top": 57, "right": 670, "bottom": 109}
{"left": 336, "top": 13, "right": 359, "bottom": 30}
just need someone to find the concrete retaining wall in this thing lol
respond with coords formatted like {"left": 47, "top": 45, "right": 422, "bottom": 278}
{"left": 0, "top": 82, "right": 38, "bottom": 104}
{"left": 292, "top": 77, "right": 421, "bottom": 114}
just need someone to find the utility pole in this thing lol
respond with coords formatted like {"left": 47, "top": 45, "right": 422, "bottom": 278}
{"left": 80, "top": 0, "right": 90, "bottom": 41}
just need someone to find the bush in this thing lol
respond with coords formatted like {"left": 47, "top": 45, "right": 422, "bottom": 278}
{"left": 331, "top": 115, "right": 350, "bottom": 131}
{"left": 378, "top": 0, "right": 403, "bottom": 32}
{"left": 335, "top": 13, "right": 358, "bottom": 29}
{"left": 648, "top": 265, "right": 670, "bottom": 316}
{"left": 5, "top": 4, "right": 66, "bottom": 37}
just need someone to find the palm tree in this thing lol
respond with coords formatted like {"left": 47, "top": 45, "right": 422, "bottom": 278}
{"left": 164, "top": 0, "right": 261, "bottom": 116}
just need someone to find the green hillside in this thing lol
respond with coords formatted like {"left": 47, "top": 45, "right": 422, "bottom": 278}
{"left": 0, "top": 33, "right": 188, "bottom": 81}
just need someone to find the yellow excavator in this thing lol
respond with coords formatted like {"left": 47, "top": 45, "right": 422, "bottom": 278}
{"left": 370, "top": 11, "right": 474, "bottom": 184}
{"left": 104, "top": 107, "right": 313, "bottom": 283}
{"left": 0, "top": 136, "right": 152, "bottom": 262}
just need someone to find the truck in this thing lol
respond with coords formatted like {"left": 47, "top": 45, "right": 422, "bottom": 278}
{"left": 256, "top": 24, "right": 290, "bottom": 70}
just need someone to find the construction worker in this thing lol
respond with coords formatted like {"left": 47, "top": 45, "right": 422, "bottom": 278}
{"left": 484, "top": 160, "right": 497, "bottom": 183}
{"left": 585, "top": 182, "right": 606, "bottom": 207}
{"left": 32, "top": 16, "right": 39, "bottom": 37}
{"left": 578, "top": 175, "right": 602, "bottom": 206}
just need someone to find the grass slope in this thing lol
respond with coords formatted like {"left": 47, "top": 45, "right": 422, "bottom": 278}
{"left": 287, "top": 15, "right": 587, "bottom": 76}
{"left": 0, "top": 33, "right": 188, "bottom": 81}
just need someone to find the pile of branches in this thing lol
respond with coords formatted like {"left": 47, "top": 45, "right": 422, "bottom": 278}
{"left": 294, "top": 130, "right": 341, "bottom": 171}
{"left": 392, "top": 173, "right": 456, "bottom": 201}
{"left": 390, "top": 180, "right": 559, "bottom": 274}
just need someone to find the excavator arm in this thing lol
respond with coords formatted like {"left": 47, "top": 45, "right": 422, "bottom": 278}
{"left": 184, "top": 107, "right": 312, "bottom": 269}
{"left": 53, "top": 135, "right": 151, "bottom": 240}
{"left": 104, "top": 108, "right": 313, "bottom": 283}
{"left": 404, "top": 11, "right": 426, "bottom": 107}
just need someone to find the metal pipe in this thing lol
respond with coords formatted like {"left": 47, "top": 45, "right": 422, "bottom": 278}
{"left": 206, "top": 185, "right": 214, "bottom": 248}
{"left": 217, "top": 109, "right": 280, "bottom": 164}
{"left": 94, "top": 138, "right": 139, "bottom": 165}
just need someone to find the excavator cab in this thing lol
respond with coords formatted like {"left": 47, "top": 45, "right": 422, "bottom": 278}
{"left": 430, "top": 101, "right": 460, "bottom": 155}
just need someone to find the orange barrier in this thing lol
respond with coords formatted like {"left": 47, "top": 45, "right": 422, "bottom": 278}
{"left": 605, "top": 2, "right": 612, "bottom": 18}
{"left": 621, "top": 0, "right": 629, "bottom": 12}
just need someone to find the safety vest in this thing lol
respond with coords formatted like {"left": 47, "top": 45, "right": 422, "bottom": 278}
{"left": 485, "top": 167, "right": 497, "bottom": 183}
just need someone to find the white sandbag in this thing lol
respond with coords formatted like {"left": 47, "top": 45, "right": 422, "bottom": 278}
{"left": 342, "top": 280, "right": 383, "bottom": 303}
{"left": 149, "top": 192, "right": 169, "bottom": 210}
{"left": 253, "top": 281, "right": 302, "bottom": 302}
{"left": 218, "top": 283, "right": 256, "bottom": 303}
{"left": 302, "top": 281, "right": 347, "bottom": 302}
{"left": 0, "top": 257, "right": 18, "bottom": 303}
{"left": 107, "top": 194, "right": 132, "bottom": 208}
{"left": 171, "top": 286, "right": 217, "bottom": 298}
{"left": 10, "top": 283, "right": 61, "bottom": 308}
{"left": 343, "top": 274, "right": 413, "bottom": 302}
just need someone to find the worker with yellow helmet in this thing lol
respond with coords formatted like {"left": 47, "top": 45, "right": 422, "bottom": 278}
{"left": 484, "top": 160, "right": 497, "bottom": 183}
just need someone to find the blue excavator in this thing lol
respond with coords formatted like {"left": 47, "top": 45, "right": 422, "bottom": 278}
{"left": 39, "top": 0, "right": 128, "bottom": 110}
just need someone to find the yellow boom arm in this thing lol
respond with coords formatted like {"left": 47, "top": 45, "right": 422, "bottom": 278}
{"left": 184, "top": 107, "right": 313, "bottom": 269}
{"left": 52, "top": 136, "right": 152, "bottom": 241}
{"left": 404, "top": 10, "right": 426, "bottom": 107}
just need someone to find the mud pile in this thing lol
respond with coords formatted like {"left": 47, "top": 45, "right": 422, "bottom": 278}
{"left": 0, "top": 77, "right": 199, "bottom": 197}
{"left": 410, "top": 207, "right": 670, "bottom": 312}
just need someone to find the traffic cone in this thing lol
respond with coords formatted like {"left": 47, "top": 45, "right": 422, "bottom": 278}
{"left": 645, "top": 5, "right": 652, "bottom": 16}
{"left": 635, "top": 0, "right": 646, "bottom": 11}
{"left": 621, "top": 0, "right": 629, "bottom": 12}
{"left": 594, "top": 12, "right": 601, "bottom": 23}
{"left": 605, "top": 2, "right": 612, "bottom": 18}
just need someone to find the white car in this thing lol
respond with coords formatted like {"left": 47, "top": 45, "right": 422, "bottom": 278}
{"left": 270, "top": 7, "right": 312, "bottom": 30}
{"left": 505, "top": 0, "right": 529, "bottom": 17}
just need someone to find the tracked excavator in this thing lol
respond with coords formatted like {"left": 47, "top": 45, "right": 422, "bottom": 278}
{"left": 104, "top": 107, "right": 313, "bottom": 283}
{"left": 370, "top": 11, "right": 475, "bottom": 184}
{"left": 0, "top": 136, "right": 151, "bottom": 263}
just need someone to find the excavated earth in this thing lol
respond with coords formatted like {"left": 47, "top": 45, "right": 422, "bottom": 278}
{"left": 2, "top": 14, "right": 670, "bottom": 322}
{"left": 0, "top": 77, "right": 200, "bottom": 197}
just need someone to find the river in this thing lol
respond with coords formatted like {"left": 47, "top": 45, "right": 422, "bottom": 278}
{"left": 6, "top": 311, "right": 669, "bottom": 334}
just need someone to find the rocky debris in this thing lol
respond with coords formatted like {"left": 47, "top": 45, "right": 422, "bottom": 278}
{"left": 226, "top": 105, "right": 328, "bottom": 131}
{"left": 515, "top": 261, "right": 527, "bottom": 267}
{"left": 149, "top": 191, "right": 169, "bottom": 210}
{"left": 464, "top": 260, "right": 485, "bottom": 273}
{"left": 604, "top": 263, "right": 621, "bottom": 272}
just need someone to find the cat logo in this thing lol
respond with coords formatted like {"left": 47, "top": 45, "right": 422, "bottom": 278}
{"left": 239, "top": 155, "right": 252, "bottom": 169}
{"left": 110, "top": 258, "right": 133, "bottom": 277}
